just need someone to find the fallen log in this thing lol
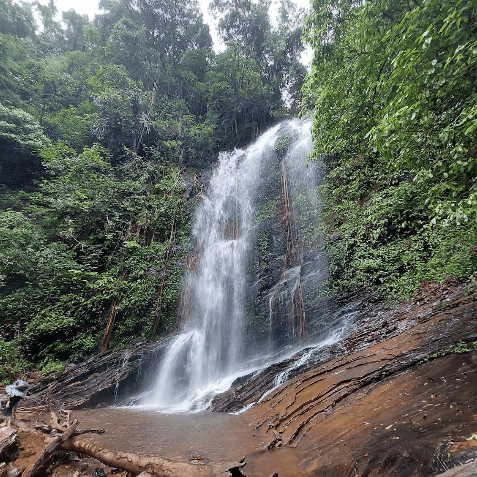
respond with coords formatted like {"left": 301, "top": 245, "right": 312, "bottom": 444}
{"left": 0, "top": 427, "right": 17, "bottom": 455}
{"left": 22, "top": 421, "right": 78, "bottom": 477}
{"left": 61, "top": 437, "right": 245, "bottom": 477}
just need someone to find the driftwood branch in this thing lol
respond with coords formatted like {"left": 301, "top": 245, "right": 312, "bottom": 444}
{"left": 73, "top": 428, "right": 105, "bottom": 436}
{"left": 49, "top": 411, "right": 65, "bottom": 431}
{"left": 33, "top": 421, "right": 104, "bottom": 437}
{"left": 22, "top": 420, "right": 78, "bottom": 477}
{"left": 33, "top": 421, "right": 53, "bottom": 433}
{"left": 0, "top": 428, "right": 17, "bottom": 454}
{"left": 61, "top": 437, "right": 244, "bottom": 477}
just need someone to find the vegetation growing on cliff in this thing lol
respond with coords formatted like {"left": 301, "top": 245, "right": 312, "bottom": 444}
{"left": 0, "top": 0, "right": 308, "bottom": 378}
{"left": 304, "top": 0, "right": 477, "bottom": 299}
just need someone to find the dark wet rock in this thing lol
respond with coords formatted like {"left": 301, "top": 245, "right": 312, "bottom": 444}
{"left": 23, "top": 338, "right": 174, "bottom": 410}
{"left": 212, "top": 281, "right": 476, "bottom": 413}
{"left": 231, "top": 283, "right": 477, "bottom": 477}
{"left": 436, "top": 461, "right": 477, "bottom": 477}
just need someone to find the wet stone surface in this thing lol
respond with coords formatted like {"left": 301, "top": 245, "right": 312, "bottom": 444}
{"left": 16, "top": 280, "right": 477, "bottom": 477}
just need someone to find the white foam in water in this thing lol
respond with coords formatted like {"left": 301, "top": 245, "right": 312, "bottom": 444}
{"left": 231, "top": 326, "right": 349, "bottom": 415}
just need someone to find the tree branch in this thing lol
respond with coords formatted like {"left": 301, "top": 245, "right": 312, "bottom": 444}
{"left": 61, "top": 437, "right": 245, "bottom": 477}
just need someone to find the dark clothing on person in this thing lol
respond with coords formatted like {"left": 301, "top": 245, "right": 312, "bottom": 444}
{"left": 3, "top": 395, "right": 22, "bottom": 417}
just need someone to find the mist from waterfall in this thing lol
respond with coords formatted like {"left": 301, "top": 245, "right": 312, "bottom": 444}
{"left": 142, "top": 119, "right": 341, "bottom": 412}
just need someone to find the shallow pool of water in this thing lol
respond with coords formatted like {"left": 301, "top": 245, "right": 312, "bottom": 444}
{"left": 71, "top": 408, "right": 261, "bottom": 463}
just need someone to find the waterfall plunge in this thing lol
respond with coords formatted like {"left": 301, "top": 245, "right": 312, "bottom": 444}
{"left": 144, "top": 119, "right": 320, "bottom": 412}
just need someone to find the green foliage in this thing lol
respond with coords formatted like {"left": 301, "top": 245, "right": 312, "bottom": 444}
{"left": 43, "top": 105, "right": 92, "bottom": 150}
{"left": 0, "top": 0, "right": 306, "bottom": 161}
{"left": 275, "top": 134, "right": 291, "bottom": 158}
{"left": 317, "top": 155, "right": 477, "bottom": 298}
{"left": 0, "top": 0, "right": 35, "bottom": 38}
{"left": 254, "top": 197, "right": 278, "bottom": 225}
{"left": 0, "top": 102, "right": 50, "bottom": 151}
{"left": 304, "top": 0, "right": 477, "bottom": 299}
{"left": 258, "top": 229, "right": 271, "bottom": 273}
{"left": 1, "top": 144, "right": 193, "bottom": 367}
{"left": 210, "top": 0, "right": 307, "bottom": 112}
{"left": 206, "top": 48, "right": 276, "bottom": 147}
{"left": 367, "top": 0, "right": 477, "bottom": 227}
{"left": 0, "top": 337, "right": 30, "bottom": 382}
{"left": 417, "top": 340, "right": 477, "bottom": 366}
{"left": 0, "top": 0, "right": 307, "bottom": 375}
{"left": 153, "top": 111, "right": 217, "bottom": 166}
{"left": 449, "top": 341, "right": 477, "bottom": 354}
{"left": 38, "top": 356, "right": 66, "bottom": 378}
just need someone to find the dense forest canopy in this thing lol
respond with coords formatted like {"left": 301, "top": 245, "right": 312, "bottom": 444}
{"left": 0, "top": 0, "right": 308, "bottom": 379}
{"left": 1, "top": 0, "right": 476, "bottom": 382}
{"left": 303, "top": 0, "right": 477, "bottom": 299}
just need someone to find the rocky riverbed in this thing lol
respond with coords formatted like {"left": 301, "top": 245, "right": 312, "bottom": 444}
{"left": 3, "top": 278, "right": 477, "bottom": 477}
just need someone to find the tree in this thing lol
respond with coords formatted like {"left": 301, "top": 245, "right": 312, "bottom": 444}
{"left": 211, "top": 0, "right": 271, "bottom": 60}
{"left": 34, "top": 0, "right": 64, "bottom": 54}
{"left": 206, "top": 48, "right": 275, "bottom": 147}
{"left": 0, "top": 102, "right": 49, "bottom": 188}
{"left": 303, "top": 0, "right": 477, "bottom": 298}
{"left": 304, "top": 0, "right": 477, "bottom": 224}
{"left": 62, "top": 9, "right": 89, "bottom": 51}
{"left": 88, "top": 65, "right": 146, "bottom": 158}
{"left": 210, "top": 0, "right": 307, "bottom": 117}
{"left": 104, "top": 17, "right": 148, "bottom": 80}
{"left": 135, "top": 0, "right": 206, "bottom": 71}
{"left": 0, "top": 0, "right": 35, "bottom": 38}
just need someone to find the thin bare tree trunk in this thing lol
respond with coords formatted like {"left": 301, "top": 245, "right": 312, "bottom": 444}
{"left": 153, "top": 220, "right": 175, "bottom": 333}
{"left": 100, "top": 299, "right": 118, "bottom": 355}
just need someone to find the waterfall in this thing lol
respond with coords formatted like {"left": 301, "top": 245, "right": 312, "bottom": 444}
{"left": 143, "top": 119, "right": 336, "bottom": 412}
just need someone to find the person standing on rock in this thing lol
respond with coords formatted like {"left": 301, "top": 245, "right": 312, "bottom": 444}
{"left": 2, "top": 379, "right": 29, "bottom": 428}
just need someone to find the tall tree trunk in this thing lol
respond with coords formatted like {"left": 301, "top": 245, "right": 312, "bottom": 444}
{"left": 153, "top": 220, "right": 175, "bottom": 333}
{"left": 99, "top": 299, "right": 118, "bottom": 355}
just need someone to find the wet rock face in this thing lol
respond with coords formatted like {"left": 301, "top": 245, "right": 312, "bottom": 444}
{"left": 212, "top": 281, "right": 477, "bottom": 413}
{"left": 243, "top": 132, "right": 337, "bottom": 355}
{"left": 23, "top": 280, "right": 477, "bottom": 477}
{"left": 212, "top": 282, "right": 477, "bottom": 477}
{"left": 23, "top": 339, "right": 172, "bottom": 410}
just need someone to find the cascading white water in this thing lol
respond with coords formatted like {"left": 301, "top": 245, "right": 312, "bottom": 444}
{"left": 141, "top": 118, "right": 344, "bottom": 413}
{"left": 145, "top": 123, "right": 285, "bottom": 411}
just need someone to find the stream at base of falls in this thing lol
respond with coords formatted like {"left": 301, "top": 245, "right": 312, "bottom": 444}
{"left": 69, "top": 408, "right": 262, "bottom": 462}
